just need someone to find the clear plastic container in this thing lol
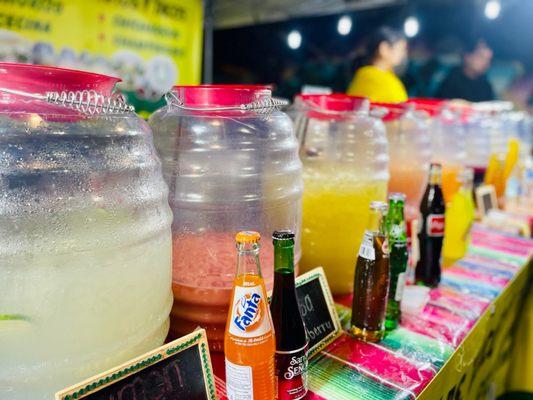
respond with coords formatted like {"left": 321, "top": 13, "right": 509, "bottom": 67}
{"left": 464, "top": 110, "right": 495, "bottom": 171}
{"left": 373, "top": 102, "right": 432, "bottom": 212}
{"left": 149, "top": 85, "right": 303, "bottom": 351}
{"left": 293, "top": 94, "right": 389, "bottom": 294}
{"left": 408, "top": 99, "right": 466, "bottom": 204}
{"left": 0, "top": 63, "right": 172, "bottom": 399}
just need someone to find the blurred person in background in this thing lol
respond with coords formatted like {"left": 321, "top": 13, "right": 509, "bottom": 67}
{"left": 347, "top": 26, "right": 408, "bottom": 103}
{"left": 436, "top": 39, "right": 495, "bottom": 101}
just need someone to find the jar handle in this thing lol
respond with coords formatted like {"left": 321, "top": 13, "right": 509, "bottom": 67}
{"left": 0, "top": 87, "right": 135, "bottom": 115}
{"left": 164, "top": 90, "right": 289, "bottom": 114}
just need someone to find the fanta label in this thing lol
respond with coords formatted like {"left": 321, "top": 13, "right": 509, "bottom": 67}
{"left": 426, "top": 214, "right": 445, "bottom": 237}
{"left": 229, "top": 285, "right": 271, "bottom": 338}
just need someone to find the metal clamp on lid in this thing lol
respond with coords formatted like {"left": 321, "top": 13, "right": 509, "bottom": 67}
{"left": 0, "top": 87, "right": 135, "bottom": 115}
{"left": 164, "top": 90, "right": 289, "bottom": 115}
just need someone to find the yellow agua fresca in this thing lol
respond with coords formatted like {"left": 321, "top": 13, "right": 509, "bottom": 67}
{"left": 299, "top": 165, "right": 388, "bottom": 294}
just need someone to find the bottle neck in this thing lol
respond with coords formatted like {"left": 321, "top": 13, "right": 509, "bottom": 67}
{"left": 388, "top": 201, "right": 405, "bottom": 225}
{"left": 429, "top": 167, "right": 442, "bottom": 186}
{"left": 367, "top": 208, "right": 386, "bottom": 235}
{"left": 388, "top": 201, "right": 406, "bottom": 241}
{"left": 274, "top": 240, "right": 295, "bottom": 273}
{"left": 236, "top": 242, "right": 262, "bottom": 277}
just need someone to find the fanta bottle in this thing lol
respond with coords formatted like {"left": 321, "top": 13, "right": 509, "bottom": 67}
{"left": 225, "top": 231, "right": 276, "bottom": 400}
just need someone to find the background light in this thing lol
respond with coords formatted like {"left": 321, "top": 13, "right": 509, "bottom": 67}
{"left": 337, "top": 15, "right": 352, "bottom": 35}
{"left": 287, "top": 30, "right": 302, "bottom": 49}
{"left": 484, "top": 0, "right": 501, "bottom": 19}
{"left": 404, "top": 16, "right": 419, "bottom": 38}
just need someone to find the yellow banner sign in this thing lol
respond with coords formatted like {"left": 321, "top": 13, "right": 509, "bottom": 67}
{"left": 0, "top": 0, "right": 203, "bottom": 112}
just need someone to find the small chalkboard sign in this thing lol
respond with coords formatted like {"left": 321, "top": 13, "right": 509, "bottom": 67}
{"left": 294, "top": 267, "right": 342, "bottom": 358}
{"left": 476, "top": 184, "right": 498, "bottom": 216}
{"left": 55, "top": 329, "right": 217, "bottom": 400}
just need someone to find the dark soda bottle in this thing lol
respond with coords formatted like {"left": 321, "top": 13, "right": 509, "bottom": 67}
{"left": 385, "top": 193, "right": 408, "bottom": 331}
{"left": 350, "top": 201, "right": 390, "bottom": 342}
{"left": 270, "top": 230, "right": 308, "bottom": 400}
{"left": 416, "top": 163, "right": 446, "bottom": 287}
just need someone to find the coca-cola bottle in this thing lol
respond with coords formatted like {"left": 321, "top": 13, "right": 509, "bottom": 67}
{"left": 415, "top": 163, "right": 446, "bottom": 287}
{"left": 350, "top": 201, "right": 390, "bottom": 342}
{"left": 270, "top": 230, "right": 308, "bottom": 399}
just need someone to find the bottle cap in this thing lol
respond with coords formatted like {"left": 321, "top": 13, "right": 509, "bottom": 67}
{"left": 370, "top": 201, "right": 388, "bottom": 211}
{"left": 272, "top": 230, "right": 295, "bottom": 240}
{"left": 235, "top": 231, "right": 261, "bottom": 244}
{"left": 388, "top": 192, "right": 406, "bottom": 202}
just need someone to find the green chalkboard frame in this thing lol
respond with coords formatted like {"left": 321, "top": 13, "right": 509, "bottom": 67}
{"left": 295, "top": 267, "right": 343, "bottom": 359}
{"left": 55, "top": 329, "right": 217, "bottom": 400}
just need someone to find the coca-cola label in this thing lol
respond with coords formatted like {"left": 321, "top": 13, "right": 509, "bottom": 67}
{"left": 276, "top": 345, "right": 308, "bottom": 400}
{"left": 426, "top": 214, "right": 445, "bottom": 237}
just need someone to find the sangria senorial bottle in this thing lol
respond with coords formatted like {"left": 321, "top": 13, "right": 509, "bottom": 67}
{"left": 416, "top": 163, "right": 446, "bottom": 287}
{"left": 350, "top": 201, "right": 390, "bottom": 342}
{"left": 385, "top": 193, "right": 409, "bottom": 331}
{"left": 270, "top": 230, "right": 308, "bottom": 400}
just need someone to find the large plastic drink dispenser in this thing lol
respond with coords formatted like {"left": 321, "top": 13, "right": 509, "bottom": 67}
{"left": 372, "top": 102, "right": 432, "bottom": 219}
{"left": 0, "top": 63, "right": 172, "bottom": 399}
{"left": 293, "top": 94, "right": 389, "bottom": 294}
{"left": 149, "top": 85, "right": 303, "bottom": 351}
{"left": 408, "top": 99, "right": 466, "bottom": 204}
{"left": 464, "top": 108, "right": 495, "bottom": 184}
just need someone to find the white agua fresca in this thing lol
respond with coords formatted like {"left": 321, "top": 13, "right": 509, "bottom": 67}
{"left": 0, "top": 63, "right": 173, "bottom": 399}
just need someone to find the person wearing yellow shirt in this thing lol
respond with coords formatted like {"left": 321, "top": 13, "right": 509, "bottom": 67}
{"left": 347, "top": 27, "right": 408, "bottom": 103}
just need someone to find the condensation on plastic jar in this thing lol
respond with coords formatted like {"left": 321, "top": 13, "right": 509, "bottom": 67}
{"left": 291, "top": 94, "right": 389, "bottom": 294}
{"left": 0, "top": 63, "right": 172, "bottom": 399}
{"left": 149, "top": 85, "right": 303, "bottom": 351}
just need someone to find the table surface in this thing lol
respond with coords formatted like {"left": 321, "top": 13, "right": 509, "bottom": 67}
{"left": 213, "top": 225, "right": 533, "bottom": 399}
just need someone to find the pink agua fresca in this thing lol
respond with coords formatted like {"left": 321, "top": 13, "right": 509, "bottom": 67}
{"left": 148, "top": 84, "right": 303, "bottom": 351}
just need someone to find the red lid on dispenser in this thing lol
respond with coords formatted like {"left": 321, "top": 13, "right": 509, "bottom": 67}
{"left": 371, "top": 101, "right": 409, "bottom": 121}
{"left": 171, "top": 84, "right": 272, "bottom": 107}
{"left": 406, "top": 98, "right": 446, "bottom": 117}
{"left": 295, "top": 93, "right": 369, "bottom": 120}
{"left": 0, "top": 63, "right": 120, "bottom": 97}
{"left": 0, "top": 63, "right": 121, "bottom": 118}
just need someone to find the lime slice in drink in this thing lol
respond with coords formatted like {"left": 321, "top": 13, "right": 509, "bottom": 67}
{"left": 0, "top": 314, "right": 31, "bottom": 332}
{"left": 0, "top": 314, "right": 27, "bottom": 321}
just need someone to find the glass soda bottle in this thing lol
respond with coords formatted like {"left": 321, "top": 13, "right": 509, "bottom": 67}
{"left": 270, "top": 230, "right": 308, "bottom": 400}
{"left": 225, "top": 231, "right": 276, "bottom": 400}
{"left": 416, "top": 163, "right": 446, "bottom": 287}
{"left": 350, "top": 201, "right": 390, "bottom": 342}
{"left": 385, "top": 193, "right": 409, "bottom": 331}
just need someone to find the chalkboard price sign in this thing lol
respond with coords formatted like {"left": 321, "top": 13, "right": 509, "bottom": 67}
{"left": 55, "top": 329, "right": 217, "bottom": 400}
{"left": 294, "top": 267, "right": 342, "bottom": 358}
{"left": 475, "top": 184, "right": 497, "bottom": 216}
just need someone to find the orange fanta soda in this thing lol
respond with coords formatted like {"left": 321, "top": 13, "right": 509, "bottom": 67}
{"left": 225, "top": 231, "right": 276, "bottom": 400}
